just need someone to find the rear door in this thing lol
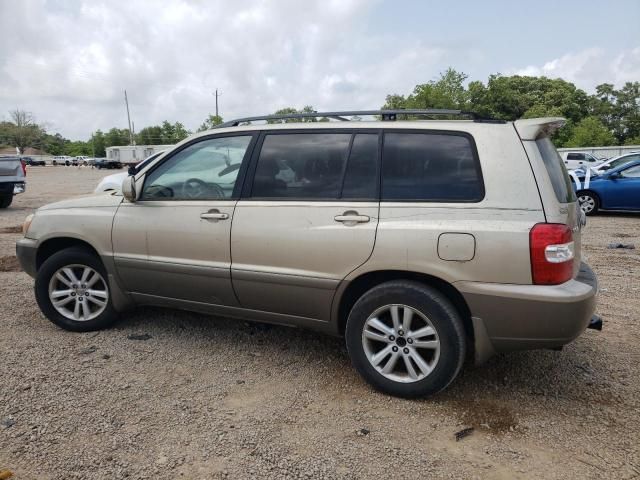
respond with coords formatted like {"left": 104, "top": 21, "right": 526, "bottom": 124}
{"left": 231, "top": 130, "right": 380, "bottom": 321}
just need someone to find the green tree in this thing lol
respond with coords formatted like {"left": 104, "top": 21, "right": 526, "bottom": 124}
{"left": 136, "top": 125, "right": 163, "bottom": 145}
{"left": 564, "top": 117, "right": 616, "bottom": 147}
{"left": 104, "top": 128, "right": 130, "bottom": 147}
{"left": 197, "top": 114, "right": 223, "bottom": 132}
{"left": 91, "top": 130, "right": 106, "bottom": 157}
{"left": 268, "top": 106, "right": 317, "bottom": 123}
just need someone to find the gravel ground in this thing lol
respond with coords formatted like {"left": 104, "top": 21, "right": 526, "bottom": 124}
{"left": 1, "top": 167, "right": 639, "bottom": 479}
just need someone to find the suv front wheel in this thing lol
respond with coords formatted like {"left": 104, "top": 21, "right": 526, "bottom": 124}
{"left": 346, "top": 281, "right": 466, "bottom": 398}
{"left": 35, "top": 247, "right": 119, "bottom": 331}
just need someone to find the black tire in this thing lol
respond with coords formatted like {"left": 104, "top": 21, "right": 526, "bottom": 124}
{"left": 65, "top": 161, "right": 70, "bottom": 166}
{"left": 0, "top": 195, "right": 12, "bottom": 208}
{"left": 35, "top": 247, "right": 119, "bottom": 332}
{"left": 345, "top": 281, "right": 466, "bottom": 398}
{"left": 577, "top": 190, "right": 599, "bottom": 216}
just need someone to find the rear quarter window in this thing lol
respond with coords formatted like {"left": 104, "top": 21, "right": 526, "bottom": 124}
{"left": 536, "top": 137, "right": 576, "bottom": 203}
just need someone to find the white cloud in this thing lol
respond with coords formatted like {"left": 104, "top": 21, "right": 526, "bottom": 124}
{"left": 0, "top": 0, "right": 449, "bottom": 139}
{"left": 511, "top": 47, "right": 640, "bottom": 91}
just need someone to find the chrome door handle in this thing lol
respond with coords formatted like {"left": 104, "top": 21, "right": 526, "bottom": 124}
{"left": 200, "top": 210, "right": 229, "bottom": 221}
{"left": 334, "top": 211, "right": 370, "bottom": 224}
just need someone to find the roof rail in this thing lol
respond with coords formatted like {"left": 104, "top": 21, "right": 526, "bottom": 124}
{"left": 216, "top": 109, "right": 504, "bottom": 128}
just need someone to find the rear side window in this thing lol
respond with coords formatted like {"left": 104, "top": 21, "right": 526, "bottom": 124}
{"left": 567, "top": 153, "right": 583, "bottom": 160}
{"left": 381, "top": 132, "right": 483, "bottom": 202}
{"left": 250, "top": 133, "right": 379, "bottom": 200}
{"left": 536, "top": 137, "right": 576, "bottom": 203}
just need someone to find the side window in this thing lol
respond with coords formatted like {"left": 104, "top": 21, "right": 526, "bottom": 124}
{"left": 381, "top": 132, "right": 483, "bottom": 202}
{"left": 341, "top": 134, "right": 379, "bottom": 199}
{"left": 141, "top": 136, "right": 252, "bottom": 200}
{"left": 620, "top": 165, "right": 640, "bottom": 178}
{"left": 567, "top": 153, "right": 583, "bottom": 161}
{"left": 251, "top": 133, "right": 351, "bottom": 199}
{"left": 586, "top": 154, "right": 598, "bottom": 163}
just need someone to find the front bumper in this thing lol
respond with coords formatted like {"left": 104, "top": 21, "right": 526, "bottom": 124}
{"left": 16, "top": 237, "right": 38, "bottom": 278}
{"left": 457, "top": 262, "right": 598, "bottom": 359}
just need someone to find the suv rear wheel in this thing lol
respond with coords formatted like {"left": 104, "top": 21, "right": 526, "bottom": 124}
{"left": 35, "top": 247, "right": 119, "bottom": 331}
{"left": 345, "top": 281, "right": 466, "bottom": 398}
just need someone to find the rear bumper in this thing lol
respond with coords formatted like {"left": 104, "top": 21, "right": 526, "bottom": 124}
{"left": 457, "top": 262, "right": 598, "bottom": 362}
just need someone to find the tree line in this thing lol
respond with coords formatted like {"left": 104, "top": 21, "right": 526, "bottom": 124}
{"left": 1, "top": 68, "right": 638, "bottom": 157}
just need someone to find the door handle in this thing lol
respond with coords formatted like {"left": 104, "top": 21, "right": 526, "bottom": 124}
{"left": 200, "top": 210, "right": 229, "bottom": 221}
{"left": 334, "top": 211, "right": 370, "bottom": 224}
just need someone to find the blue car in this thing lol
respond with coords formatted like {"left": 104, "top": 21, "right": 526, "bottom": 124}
{"left": 574, "top": 159, "right": 640, "bottom": 215}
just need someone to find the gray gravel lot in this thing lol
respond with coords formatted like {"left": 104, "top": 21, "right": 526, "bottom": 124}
{"left": 1, "top": 167, "right": 639, "bottom": 479}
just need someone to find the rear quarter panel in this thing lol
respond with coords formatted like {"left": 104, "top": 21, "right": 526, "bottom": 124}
{"left": 348, "top": 123, "right": 545, "bottom": 285}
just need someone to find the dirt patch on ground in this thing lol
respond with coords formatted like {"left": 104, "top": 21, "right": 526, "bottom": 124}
{"left": 451, "top": 399, "right": 518, "bottom": 433}
{"left": 0, "top": 225, "right": 22, "bottom": 234}
{"left": 0, "top": 255, "right": 21, "bottom": 272}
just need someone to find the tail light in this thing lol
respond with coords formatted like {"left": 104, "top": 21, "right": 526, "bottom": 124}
{"left": 530, "top": 223, "right": 574, "bottom": 285}
{"left": 20, "top": 160, "right": 27, "bottom": 176}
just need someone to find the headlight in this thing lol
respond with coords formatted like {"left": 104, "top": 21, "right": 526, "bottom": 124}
{"left": 23, "top": 214, "right": 34, "bottom": 235}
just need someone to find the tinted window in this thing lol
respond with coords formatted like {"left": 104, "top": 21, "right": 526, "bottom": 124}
{"left": 141, "top": 136, "right": 251, "bottom": 200}
{"left": 567, "top": 153, "right": 583, "bottom": 160}
{"left": 342, "top": 134, "right": 378, "bottom": 199}
{"left": 381, "top": 132, "right": 483, "bottom": 202}
{"left": 609, "top": 154, "right": 640, "bottom": 169}
{"left": 536, "top": 137, "right": 576, "bottom": 203}
{"left": 251, "top": 133, "right": 351, "bottom": 199}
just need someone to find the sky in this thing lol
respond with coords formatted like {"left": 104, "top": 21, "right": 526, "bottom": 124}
{"left": 0, "top": 0, "right": 638, "bottom": 140}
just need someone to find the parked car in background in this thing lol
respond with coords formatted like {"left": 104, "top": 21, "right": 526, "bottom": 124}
{"left": 21, "top": 156, "right": 46, "bottom": 166}
{"left": 17, "top": 110, "right": 600, "bottom": 398}
{"left": 561, "top": 151, "right": 605, "bottom": 170}
{"left": 75, "top": 156, "right": 91, "bottom": 165}
{"left": 0, "top": 156, "right": 26, "bottom": 208}
{"left": 52, "top": 155, "right": 74, "bottom": 166}
{"left": 575, "top": 159, "right": 640, "bottom": 215}
{"left": 95, "top": 158, "right": 123, "bottom": 170}
{"left": 94, "top": 151, "right": 165, "bottom": 193}
{"left": 574, "top": 152, "right": 640, "bottom": 178}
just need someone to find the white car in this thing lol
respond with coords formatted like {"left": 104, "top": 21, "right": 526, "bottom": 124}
{"left": 94, "top": 151, "right": 165, "bottom": 193}
{"left": 560, "top": 151, "right": 605, "bottom": 170}
{"left": 575, "top": 152, "right": 640, "bottom": 176}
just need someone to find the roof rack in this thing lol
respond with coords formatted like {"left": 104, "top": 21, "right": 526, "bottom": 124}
{"left": 217, "top": 109, "right": 504, "bottom": 128}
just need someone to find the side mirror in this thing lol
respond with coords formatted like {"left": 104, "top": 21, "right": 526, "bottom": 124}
{"left": 122, "top": 176, "right": 137, "bottom": 202}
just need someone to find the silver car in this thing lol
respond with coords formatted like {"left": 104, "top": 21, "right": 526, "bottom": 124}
{"left": 16, "top": 110, "right": 600, "bottom": 398}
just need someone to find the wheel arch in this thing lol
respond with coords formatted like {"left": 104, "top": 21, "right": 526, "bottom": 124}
{"left": 36, "top": 237, "right": 102, "bottom": 272}
{"left": 334, "top": 270, "right": 473, "bottom": 342}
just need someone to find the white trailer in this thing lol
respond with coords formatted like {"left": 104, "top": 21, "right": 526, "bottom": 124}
{"left": 106, "top": 145, "right": 173, "bottom": 164}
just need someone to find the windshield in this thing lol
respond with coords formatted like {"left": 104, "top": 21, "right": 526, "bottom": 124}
{"left": 606, "top": 154, "right": 640, "bottom": 170}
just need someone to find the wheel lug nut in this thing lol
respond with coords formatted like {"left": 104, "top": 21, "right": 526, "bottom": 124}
{"left": 71, "top": 292, "right": 76, "bottom": 296}
{"left": 78, "top": 297, "right": 83, "bottom": 302}
{"left": 392, "top": 346, "right": 398, "bottom": 352}
{"left": 398, "top": 330, "right": 404, "bottom": 336}
{"left": 407, "top": 338, "right": 413, "bottom": 344}
{"left": 403, "top": 348, "right": 409, "bottom": 354}
{"left": 389, "top": 335, "right": 395, "bottom": 341}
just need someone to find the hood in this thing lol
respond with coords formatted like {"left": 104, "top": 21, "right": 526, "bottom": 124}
{"left": 39, "top": 192, "right": 123, "bottom": 211}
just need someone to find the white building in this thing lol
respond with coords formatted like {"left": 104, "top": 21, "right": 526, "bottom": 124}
{"left": 106, "top": 144, "right": 173, "bottom": 164}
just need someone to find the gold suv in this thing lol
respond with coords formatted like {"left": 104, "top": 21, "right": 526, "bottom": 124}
{"left": 17, "top": 110, "right": 600, "bottom": 397}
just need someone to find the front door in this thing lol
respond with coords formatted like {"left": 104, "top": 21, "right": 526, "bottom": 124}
{"left": 231, "top": 131, "right": 380, "bottom": 321}
{"left": 605, "top": 163, "right": 640, "bottom": 210}
{"left": 112, "top": 134, "right": 255, "bottom": 305}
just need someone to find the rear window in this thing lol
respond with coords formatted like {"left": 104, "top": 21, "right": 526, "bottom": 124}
{"left": 536, "top": 137, "right": 576, "bottom": 203}
{"left": 382, "top": 132, "right": 483, "bottom": 202}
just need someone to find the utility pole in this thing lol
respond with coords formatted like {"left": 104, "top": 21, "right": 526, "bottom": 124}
{"left": 214, "top": 88, "right": 221, "bottom": 118}
{"left": 124, "top": 90, "right": 133, "bottom": 145}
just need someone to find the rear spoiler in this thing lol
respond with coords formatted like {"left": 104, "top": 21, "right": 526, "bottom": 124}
{"left": 514, "top": 117, "right": 566, "bottom": 140}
